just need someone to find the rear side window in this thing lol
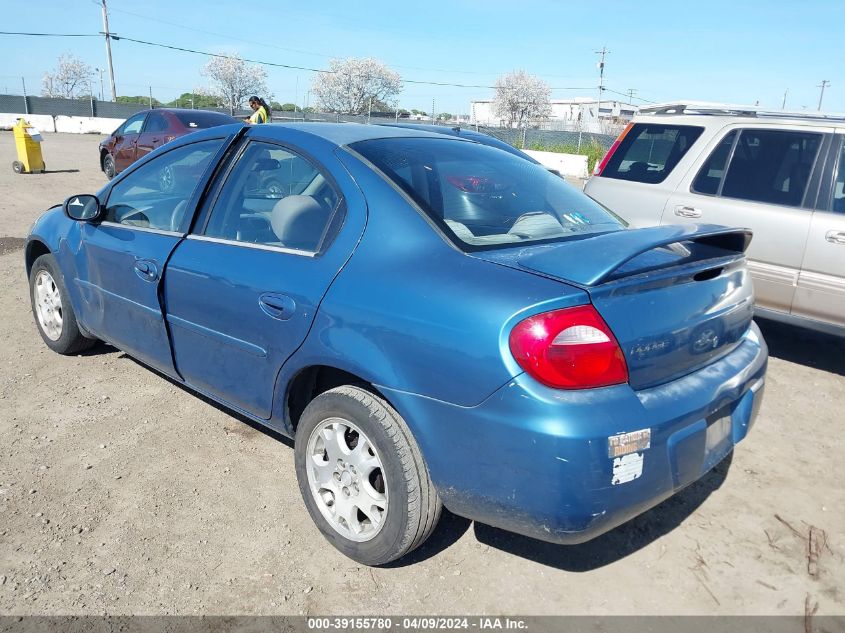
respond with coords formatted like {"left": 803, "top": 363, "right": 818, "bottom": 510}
{"left": 692, "top": 131, "right": 737, "bottom": 195}
{"left": 721, "top": 129, "right": 822, "bottom": 207}
{"left": 832, "top": 139, "right": 845, "bottom": 213}
{"left": 174, "top": 111, "right": 236, "bottom": 129}
{"left": 601, "top": 124, "right": 703, "bottom": 184}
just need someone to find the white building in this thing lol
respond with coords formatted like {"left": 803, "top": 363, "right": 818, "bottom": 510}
{"left": 470, "top": 98, "right": 637, "bottom": 133}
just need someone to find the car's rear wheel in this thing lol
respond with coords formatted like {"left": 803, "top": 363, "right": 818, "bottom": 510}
{"left": 103, "top": 154, "right": 116, "bottom": 180}
{"left": 29, "top": 254, "right": 97, "bottom": 355}
{"left": 294, "top": 385, "right": 441, "bottom": 566}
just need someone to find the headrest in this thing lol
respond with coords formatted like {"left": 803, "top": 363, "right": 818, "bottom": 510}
{"left": 270, "top": 195, "right": 329, "bottom": 251}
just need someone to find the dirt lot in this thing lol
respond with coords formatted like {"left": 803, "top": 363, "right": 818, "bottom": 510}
{"left": 0, "top": 132, "right": 843, "bottom": 616}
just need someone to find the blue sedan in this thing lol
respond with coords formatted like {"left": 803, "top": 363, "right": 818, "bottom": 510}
{"left": 25, "top": 122, "right": 767, "bottom": 565}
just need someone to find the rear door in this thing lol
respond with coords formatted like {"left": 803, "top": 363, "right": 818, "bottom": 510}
{"left": 163, "top": 136, "right": 366, "bottom": 419}
{"left": 584, "top": 122, "right": 705, "bottom": 227}
{"left": 112, "top": 112, "right": 146, "bottom": 172}
{"left": 792, "top": 134, "right": 845, "bottom": 328}
{"left": 660, "top": 125, "right": 826, "bottom": 315}
{"left": 74, "top": 138, "right": 229, "bottom": 375}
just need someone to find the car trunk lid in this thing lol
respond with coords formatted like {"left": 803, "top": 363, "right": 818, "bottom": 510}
{"left": 477, "top": 224, "right": 756, "bottom": 390}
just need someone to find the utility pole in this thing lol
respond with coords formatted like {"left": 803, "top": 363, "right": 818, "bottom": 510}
{"left": 626, "top": 88, "right": 637, "bottom": 105}
{"left": 100, "top": 0, "right": 117, "bottom": 101}
{"left": 21, "top": 77, "right": 29, "bottom": 115}
{"left": 817, "top": 80, "right": 830, "bottom": 111}
{"left": 149, "top": 86, "right": 153, "bottom": 109}
{"left": 431, "top": 98, "right": 435, "bottom": 123}
{"left": 595, "top": 46, "right": 609, "bottom": 122}
{"left": 782, "top": 89, "right": 788, "bottom": 109}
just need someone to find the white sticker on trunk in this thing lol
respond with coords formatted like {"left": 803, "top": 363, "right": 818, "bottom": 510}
{"left": 612, "top": 452, "right": 644, "bottom": 485}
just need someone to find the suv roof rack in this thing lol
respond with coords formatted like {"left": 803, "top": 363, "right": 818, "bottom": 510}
{"left": 639, "top": 100, "right": 845, "bottom": 123}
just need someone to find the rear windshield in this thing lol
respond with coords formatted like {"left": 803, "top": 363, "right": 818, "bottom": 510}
{"left": 173, "top": 111, "right": 236, "bottom": 129}
{"left": 602, "top": 123, "right": 703, "bottom": 184}
{"left": 351, "top": 137, "right": 624, "bottom": 250}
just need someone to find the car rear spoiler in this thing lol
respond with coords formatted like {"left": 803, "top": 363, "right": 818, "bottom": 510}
{"left": 518, "top": 224, "right": 752, "bottom": 287}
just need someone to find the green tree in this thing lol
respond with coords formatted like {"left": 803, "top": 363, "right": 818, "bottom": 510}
{"left": 169, "top": 92, "right": 220, "bottom": 108}
{"left": 280, "top": 103, "right": 298, "bottom": 112}
{"left": 438, "top": 112, "right": 453, "bottom": 121}
{"left": 116, "top": 95, "right": 162, "bottom": 106}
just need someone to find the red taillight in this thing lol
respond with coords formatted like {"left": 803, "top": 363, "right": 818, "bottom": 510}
{"left": 509, "top": 305, "right": 628, "bottom": 389}
{"left": 593, "top": 122, "right": 634, "bottom": 176}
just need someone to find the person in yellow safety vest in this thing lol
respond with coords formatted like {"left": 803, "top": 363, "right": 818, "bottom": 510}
{"left": 246, "top": 96, "right": 271, "bottom": 124}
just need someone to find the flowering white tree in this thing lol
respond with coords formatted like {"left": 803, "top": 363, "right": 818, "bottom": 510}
{"left": 311, "top": 58, "right": 402, "bottom": 115}
{"left": 201, "top": 54, "right": 269, "bottom": 115}
{"left": 42, "top": 53, "right": 93, "bottom": 98}
{"left": 492, "top": 70, "right": 552, "bottom": 128}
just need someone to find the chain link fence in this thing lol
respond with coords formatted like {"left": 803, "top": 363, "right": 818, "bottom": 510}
{"left": 0, "top": 93, "right": 617, "bottom": 155}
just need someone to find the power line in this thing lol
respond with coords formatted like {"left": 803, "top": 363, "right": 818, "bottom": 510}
{"left": 0, "top": 31, "right": 98, "bottom": 37}
{"left": 0, "top": 30, "right": 648, "bottom": 97}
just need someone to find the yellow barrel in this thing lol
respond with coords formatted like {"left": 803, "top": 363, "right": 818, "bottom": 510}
{"left": 12, "top": 118, "right": 45, "bottom": 174}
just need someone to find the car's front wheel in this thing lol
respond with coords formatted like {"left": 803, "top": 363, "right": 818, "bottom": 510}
{"left": 103, "top": 154, "right": 116, "bottom": 180}
{"left": 294, "top": 386, "right": 441, "bottom": 566}
{"left": 29, "top": 254, "right": 97, "bottom": 355}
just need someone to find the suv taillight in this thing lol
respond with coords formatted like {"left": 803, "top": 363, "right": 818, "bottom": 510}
{"left": 593, "top": 122, "right": 634, "bottom": 176}
{"left": 509, "top": 305, "right": 628, "bottom": 389}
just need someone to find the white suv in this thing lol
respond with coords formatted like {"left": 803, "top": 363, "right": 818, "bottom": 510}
{"left": 585, "top": 101, "right": 845, "bottom": 336}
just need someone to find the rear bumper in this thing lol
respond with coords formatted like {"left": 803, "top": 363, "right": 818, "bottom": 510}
{"left": 381, "top": 323, "right": 767, "bottom": 544}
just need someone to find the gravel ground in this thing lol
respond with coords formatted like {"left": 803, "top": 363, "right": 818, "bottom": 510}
{"left": 0, "top": 131, "right": 843, "bottom": 616}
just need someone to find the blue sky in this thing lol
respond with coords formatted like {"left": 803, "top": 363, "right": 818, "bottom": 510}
{"left": 2, "top": 0, "right": 843, "bottom": 115}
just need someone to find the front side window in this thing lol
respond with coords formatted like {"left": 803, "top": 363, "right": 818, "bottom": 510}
{"left": 104, "top": 139, "right": 224, "bottom": 231}
{"left": 721, "top": 129, "right": 822, "bottom": 207}
{"left": 202, "top": 141, "right": 340, "bottom": 252}
{"left": 352, "top": 137, "right": 624, "bottom": 249}
{"left": 600, "top": 124, "right": 704, "bottom": 184}
{"left": 120, "top": 113, "right": 145, "bottom": 135}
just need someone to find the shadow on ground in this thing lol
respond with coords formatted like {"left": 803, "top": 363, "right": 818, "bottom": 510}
{"left": 756, "top": 317, "right": 845, "bottom": 376}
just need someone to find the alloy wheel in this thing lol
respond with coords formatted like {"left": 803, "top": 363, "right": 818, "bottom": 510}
{"left": 34, "top": 270, "right": 63, "bottom": 341}
{"left": 305, "top": 417, "right": 388, "bottom": 542}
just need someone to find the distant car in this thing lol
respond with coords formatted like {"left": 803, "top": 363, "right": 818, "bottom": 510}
{"left": 99, "top": 108, "right": 239, "bottom": 180}
{"left": 585, "top": 101, "right": 845, "bottom": 336}
{"left": 28, "top": 122, "right": 766, "bottom": 565}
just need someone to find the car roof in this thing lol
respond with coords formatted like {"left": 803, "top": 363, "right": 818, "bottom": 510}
{"left": 258, "top": 121, "right": 476, "bottom": 146}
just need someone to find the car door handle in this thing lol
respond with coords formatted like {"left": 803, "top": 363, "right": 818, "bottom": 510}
{"left": 674, "top": 205, "right": 703, "bottom": 218}
{"left": 152, "top": 137, "right": 162, "bottom": 144}
{"left": 133, "top": 259, "right": 159, "bottom": 282}
{"left": 825, "top": 230, "right": 845, "bottom": 245}
{"left": 259, "top": 293, "right": 296, "bottom": 321}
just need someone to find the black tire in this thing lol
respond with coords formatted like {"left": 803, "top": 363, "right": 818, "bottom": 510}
{"left": 294, "top": 385, "right": 442, "bottom": 566}
{"left": 29, "top": 254, "right": 97, "bottom": 355}
{"left": 103, "top": 154, "right": 116, "bottom": 180}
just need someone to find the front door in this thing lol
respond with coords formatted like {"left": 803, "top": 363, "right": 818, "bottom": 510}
{"left": 661, "top": 126, "right": 825, "bottom": 315}
{"left": 164, "top": 138, "right": 366, "bottom": 419}
{"left": 74, "top": 138, "right": 228, "bottom": 375}
{"left": 112, "top": 112, "right": 146, "bottom": 172}
{"left": 793, "top": 134, "right": 845, "bottom": 328}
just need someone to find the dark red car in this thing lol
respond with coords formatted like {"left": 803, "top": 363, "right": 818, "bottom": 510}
{"left": 99, "top": 108, "right": 239, "bottom": 179}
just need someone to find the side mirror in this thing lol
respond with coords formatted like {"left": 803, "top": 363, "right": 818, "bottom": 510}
{"left": 63, "top": 194, "right": 103, "bottom": 222}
